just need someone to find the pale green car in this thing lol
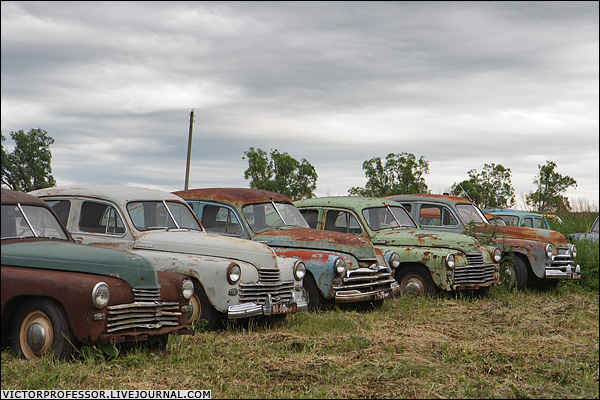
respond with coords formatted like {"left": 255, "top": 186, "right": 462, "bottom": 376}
{"left": 295, "top": 196, "right": 502, "bottom": 296}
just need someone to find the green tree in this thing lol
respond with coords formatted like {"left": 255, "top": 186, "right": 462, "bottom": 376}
{"left": 242, "top": 147, "right": 317, "bottom": 200}
{"left": 1, "top": 128, "right": 56, "bottom": 192}
{"left": 526, "top": 160, "right": 576, "bottom": 213}
{"left": 349, "top": 152, "right": 429, "bottom": 197}
{"left": 450, "top": 163, "right": 515, "bottom": 208}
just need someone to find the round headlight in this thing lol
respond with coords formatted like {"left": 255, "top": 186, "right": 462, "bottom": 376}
{"left": 294, "top": 261, "right": 306, "bottom": 281}
{"left": 92, "top": 282, "right": 110, "bottom": 309}
{"left": 181, "top": 279, "right": 194, "bottom": 300}
{"left": 570, "top": 244, "right": 577, "bottom": 259}
{"left": 445, "top": 253, "right": 455, "bottom": 269}
{"left": 389, "top": 252, "right": 401, "bottom": 269}
{"left": 227, "top": 263, "right": 241, "bottom": 284}
{"left": 545, "top": 244, "right": 554, "bottom": 260}
{"left": 493, "top": 248, "right": 502, "bottom": 263}
{"left": 334, "top": 258, "right": 347, "bottom": 276}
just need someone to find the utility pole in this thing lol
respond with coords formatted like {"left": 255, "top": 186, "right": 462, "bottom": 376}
{"left": 184, "top": 109, "right": 194, "bottom": 190}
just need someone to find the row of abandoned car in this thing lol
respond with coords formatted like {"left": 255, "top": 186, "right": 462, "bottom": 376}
{"left": 1, "top": 186, "right": 582, "bottom": 361}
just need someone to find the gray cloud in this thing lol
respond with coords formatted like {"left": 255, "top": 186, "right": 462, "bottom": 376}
{"left": 2, "top": 1, "right": 598, "bottom": 208}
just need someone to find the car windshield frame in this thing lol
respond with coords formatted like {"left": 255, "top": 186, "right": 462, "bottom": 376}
{"left": 126, "top": 200, "right": 202, "bottom": 232}
{"left": 242, "top": 201, "right": 310, "bottom": 233}
{"left": 1, "top": 204, "right": 69, "bottom": 240}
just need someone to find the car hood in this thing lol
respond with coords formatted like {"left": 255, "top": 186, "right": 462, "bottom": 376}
{"left": 370, "top": 228, "right": 482, "bottom": 253}
{"left": 474, "top": 224, "right": 568, "bottom": 247}
{"left": 134, "top": 229, "right": 278, "bottom": 269}
{"left": 1, "top": 240, "right": 159, "bottom": 289}
{"left": 251, "top": 226, "right": 377, "bottom": 260}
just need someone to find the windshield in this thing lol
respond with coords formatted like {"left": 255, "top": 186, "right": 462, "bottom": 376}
{"left": 456, "top": 204, "right": 489, "bottom": 224}
{"left": 242, "top": 202, "right": 309, "bottom": 233}
{"left": 1, "top": 204, "right": 69, "bottom": 240}
{"left": 591, "top": 217, "right": 599, "bottom": 233}
{"left": 127, "top": 200, "right": 202, "bottom": 231}
{"left": 362, "top": 206, "right": 417, "bottom": 231}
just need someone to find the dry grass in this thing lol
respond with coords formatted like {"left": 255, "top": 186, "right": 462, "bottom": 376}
{"left": 2, "top": 286, "right": 598, "bottom": 399}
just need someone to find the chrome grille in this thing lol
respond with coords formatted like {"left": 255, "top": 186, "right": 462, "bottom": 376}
{"left": 106, "top": 288, "right": 181, "bottom": 333}
{"left": 238, "top": 268, "right": 295, "bottom": 305}
{"left": 334, "top": 265, "right": 397, "bottom": 292}
{"left": 549, "top": 248, "right": 575, "bottom": 274}
{"left": 454, "top": 253, "right": 496, "bottom": 285}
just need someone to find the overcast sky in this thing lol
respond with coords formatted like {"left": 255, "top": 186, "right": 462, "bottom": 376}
{"left": 2, "top": 1, "right": 598, "bottom": 209}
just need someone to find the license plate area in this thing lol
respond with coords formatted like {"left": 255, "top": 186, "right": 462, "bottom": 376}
{"left": 271, "top": 302, "right": 297, "bottom": 315}
{"left": 374, "top": 289, "right": 391, "bottom": 300}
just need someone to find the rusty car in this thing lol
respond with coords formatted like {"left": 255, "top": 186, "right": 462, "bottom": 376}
{"left": 387, "top": 194, "right": 581, "bottom": 290}
{"left": 294, "top": 196, "right": 501, "bottom": 297}
{"left": 1, "top": 189, "right": 193, "bottom": 360}
{"left": 173, "top": 188, "right": 400, "bottom": 310}
{"left": 481, "top": 209, "right": 552, "bottom": 230}
{"left": 568, "top": 215, "right": 599, "bottom": 243}
{"left": 29, "top": 186, "right": 307, "bottom": 330}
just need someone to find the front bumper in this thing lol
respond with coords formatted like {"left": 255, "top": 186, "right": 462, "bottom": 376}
{"left": 546, "top": 263, "right": 581, "bottom": 280}
{"left": 333, "top": 265, "right": 400, "bottom": 303}
{"left": 227, "top": 292, "right": 308, "bottom": 319}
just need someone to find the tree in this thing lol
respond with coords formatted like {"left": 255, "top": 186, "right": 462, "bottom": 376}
{"left": 450, "top": 163, "right": 515, "bottom": 208}
{"left": 349, "top": 152, "right": 429, "bottom": 197}
{"left": 1, "top": 128, "right": 56, "bottom": 192}
{"left": 526, "top": 161, "right": 576, "bottom": 213}
{"left": 242, "top": 147, "right": 318, "bottom": 200}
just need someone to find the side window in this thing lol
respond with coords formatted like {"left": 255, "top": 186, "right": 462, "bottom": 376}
{"left": 201, "top": 204, "right": 242, "bottom": 236}
{"left": 401, "top": 203, "right": 412, "bottom": 213}
{"left": 80, "top": 201, "right": 125, "bottom": 235}
{"left": 300, "top": 210, "right": 319, "bottom": 229}
{"left": 325, "top": 210, "right": 362, "bottom": 235}
{"left": 419, "top": 204, "right": 457, "bottom": 227}
{"left": 533, "top": 218, "right": 547, "bottom": 229}
{"left": 521, "top": 217, "right": 533, "bottom": 228}
{"left": 46, "top": 200, "right": 71, "bottom": 226}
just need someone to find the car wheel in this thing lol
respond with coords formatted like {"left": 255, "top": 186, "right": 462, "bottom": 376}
{"left": 191, "top": 285, "right": 218, "bottom": 331}
{"left": 302, "top": 273, "right": 327, "bottom": 311}
{"left": 11, "top": 298, "right": 75, "bottom": 361}
{"left": 501, "top": 255, "right": 528, "bottom": 290}
{"left": 395, "top": 265, "right": 438, "bottom": 296}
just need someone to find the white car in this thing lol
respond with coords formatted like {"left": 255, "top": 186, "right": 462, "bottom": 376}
{"left": 29, "top": 186, "right": 307, "bottom": 329}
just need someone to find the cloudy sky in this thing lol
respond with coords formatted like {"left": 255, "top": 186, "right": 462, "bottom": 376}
{"left": 2, "top": 1, "right": 598, "bottom": 209}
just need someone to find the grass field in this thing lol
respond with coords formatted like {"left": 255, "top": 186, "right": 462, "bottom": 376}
{"left": 2, "top": 283, "right": 598, "bottom": 399}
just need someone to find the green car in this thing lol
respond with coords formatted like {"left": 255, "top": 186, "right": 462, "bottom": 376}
{"left": 295, "top": 196, "right": 502, "bottom": 296}
{"left": 482, "top": 209, "right": 552, "bottom": 230}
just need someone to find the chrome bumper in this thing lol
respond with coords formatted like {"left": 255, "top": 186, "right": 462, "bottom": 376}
{"left": 545, "top": 264, "right": 581, "bottom": 280}
{"left": 227, "top": 293, "right": 307, "bottom": 319}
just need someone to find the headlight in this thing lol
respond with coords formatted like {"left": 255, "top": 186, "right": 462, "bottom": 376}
{"left": 570, "top": 244, "right": 577, "bottom": 258}
{"left": 181, "top": 279, "right": 194, "bottom": 300}
{"left": 92, "top": 282, "right": 110, "bottom": 309}
{"left": 227, "top": 263, "right": 241, "bottom": 284}
{"left": 334, "top": 257, "right": 347, "bottom": 276}
{"left": 445, "top": 253, "right": 455, "bottom": 269}
{"left": 388, "top": 252, "right": 401, "bottom": 269}
{"left": 545, "top": 244, "right": 554, "bottom": 260}
{"left": 294, "top": 261, "right": 306, "bottom": 281}
{"left": 493, "top": 248, "right": 502, "bottom": 263}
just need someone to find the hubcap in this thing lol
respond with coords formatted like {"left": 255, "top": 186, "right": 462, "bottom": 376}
{"left": 402, "top": 276, "right": 426, "bottom": 296}
{"left": 26, "top": 323, "right": 46, "bottom": 352}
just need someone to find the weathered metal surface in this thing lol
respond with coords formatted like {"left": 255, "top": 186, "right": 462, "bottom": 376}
{"left": 569, "top": 216, "right": 599, "bottom": 243}
{"left": 387, "top": 193, "right": 580, "bottom": 281}
{"left": 1, "top": 188, "right": 192, "bottom": 353}
{"left": 28, "top": 185, "right": 305, "bottom": 319}
{"left": 295, "top": 196, "right": 500, "bottom": 292}
{"left": 174, "top": 188, "right": 400, "bottom": 303}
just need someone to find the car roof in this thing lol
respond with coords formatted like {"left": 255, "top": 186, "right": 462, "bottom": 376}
{"left": 386, "top": 193, "right": 472, "bottom": 205}
{"left": 296, "top": 196, "right": 404, "bottom": 209}
{"left": 173, "top": 187, "right": 292, "bottom": 205}
{"left": 28, "top": 185, "right": 183, "bottom": 204}
{"left": 2, "top": 188, "right": 49, "bottom": 206}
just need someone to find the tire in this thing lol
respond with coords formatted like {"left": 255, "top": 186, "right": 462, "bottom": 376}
{"left": 395, "top": 265, "right": 439, "bottom": 297}
{"left": 11, "top": 298, "right": 75, "bottom": 361}
{"left": 190, "top": 284, "right": 218, "bottom": 331}
{"left": 501, "top": 255, "right": 528, "bottom": 290}
{"left": 302, "top": 273, "right": 327, "bottom": 311}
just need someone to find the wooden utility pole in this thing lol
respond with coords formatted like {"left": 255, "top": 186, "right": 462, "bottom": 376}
{"left": 184, "top": 109, "right": 194, "bottom": 190}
